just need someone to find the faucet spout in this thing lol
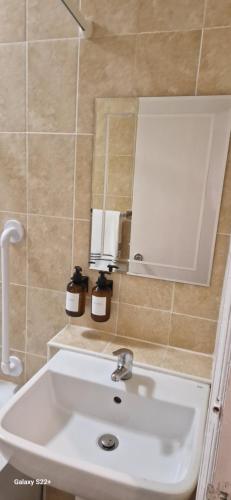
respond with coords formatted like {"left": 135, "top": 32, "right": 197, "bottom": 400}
{"left": 111, "top": 348, "right": 133, "bottom": 381}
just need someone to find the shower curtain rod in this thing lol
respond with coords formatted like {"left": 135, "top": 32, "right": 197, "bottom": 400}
{"left": 60, "top": 0, "right": 93, "bottom": 37}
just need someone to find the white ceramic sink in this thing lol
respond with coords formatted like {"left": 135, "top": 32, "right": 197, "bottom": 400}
{"left": 0, "top": 349, "right": 209, "bottom": 500}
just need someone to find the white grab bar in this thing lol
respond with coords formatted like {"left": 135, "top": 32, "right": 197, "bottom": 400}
{"left": 1, "top": 220, "right": 24, "bottom": 377}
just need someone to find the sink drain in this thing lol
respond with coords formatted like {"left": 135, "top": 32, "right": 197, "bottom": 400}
{"left": 98, "top": 434, "right": 119, "bottom": 451}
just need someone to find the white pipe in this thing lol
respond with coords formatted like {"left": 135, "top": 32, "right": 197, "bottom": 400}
{"left": 1, "top": 220, "right": 24, "bottom": 377}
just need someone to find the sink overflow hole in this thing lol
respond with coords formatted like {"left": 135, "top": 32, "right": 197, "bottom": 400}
{"left": 98, "top": 434, "right": 119, "bottom": 451}
{"left": 114, "top": 396, "right": 122, "bottom": 404}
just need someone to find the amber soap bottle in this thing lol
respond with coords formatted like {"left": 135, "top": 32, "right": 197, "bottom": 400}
{"left": 91, "top": 271, "right": 113, "bottom": 322}
{"left": 66, "top": 266, "right": 88, "bottom": 317}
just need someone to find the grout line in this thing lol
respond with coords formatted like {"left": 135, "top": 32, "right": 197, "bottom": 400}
{"left": 195, "top": 30, "right": 204, "bottom": 95}
{"left": 0, "top": 210, "right": 90, "bottom": 222}
{"left": 25, "top": 352, "right": 47, "bottom": 360}
{"left": 71, "top": 34, "right": 81, "bottom": 271}
{"left": 0, "top": 24, "right": 230, "bottom": 49}
{"left": 168, "top": 282, "right": 176, "bottom": 345}
{"left": 172, "top": 311, "right": 217, "bottom": 323}
{"left": 170, "top": 283, "right": 175, "bottom": 313}
{"left": 0, "top": 41, "right": 27, "bottom": 46}
{"left": 2, "top": 283, "right": 66, "bottom": 294}
{"left": 204, "top": 25, "right": 231, "bottom": 31}
{"left": 75, "top": 132, "right": 94, "bottom": 136}
{"left": 114, "top": 274, "right": 122, "bottom": 335}
{"left": 24, "top": 0, "right": 29, "bottom": 379}
{"left": 0, "top": 210, "right": 27, "bottom": 215}
{"left": 27, "top": 37, "right": 81, "bottom": 44}
{"left": 0, "top": 131, "right": 93, "bottom": 136}
{"left": 0, "top": 28, "right": 215, "bottom": 47}
{"left": 27, "top": 285, "right": 66, "bottom": 294}
{"left": 195, "top": 0, "right": 207, "bottom": 95}
{"left": 92, "top": 194, "right": 133, "bottom": 198}
{"left": 27, "top": 213, "right": 73, "bottom": 220}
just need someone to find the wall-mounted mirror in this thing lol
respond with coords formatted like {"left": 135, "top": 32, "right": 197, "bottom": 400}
{"left": 89, "top": 96, "right": 231, "bottom": 286}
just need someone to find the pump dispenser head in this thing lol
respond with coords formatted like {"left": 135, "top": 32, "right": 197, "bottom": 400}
{"left": 96, "top": 271, "right": 113, "bottom": 292}
{"left": 71, "top": 266, "right": 83, "bottom": 283}
{"left": 71, "top": 266, "right": 88, "bottom": 290}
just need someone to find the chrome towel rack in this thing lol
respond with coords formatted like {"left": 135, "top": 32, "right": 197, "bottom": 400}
{"left": 1, "top": 220, "right": 24, "bottom": 377}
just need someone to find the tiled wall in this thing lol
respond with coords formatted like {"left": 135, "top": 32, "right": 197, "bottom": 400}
{"left": 0, "top": 0, "right": 231, "bottom": 385}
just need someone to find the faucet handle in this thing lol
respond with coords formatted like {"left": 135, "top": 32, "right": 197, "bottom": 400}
{"left": 111, "top": 348, "right": 133, "bottom": 381}
{"left": 113, "top": 348, "right": 133, "bottom": 363}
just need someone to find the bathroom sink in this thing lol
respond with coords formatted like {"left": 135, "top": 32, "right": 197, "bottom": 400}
{"left": 0, "top": 349, "right": 209, "bottom": 500}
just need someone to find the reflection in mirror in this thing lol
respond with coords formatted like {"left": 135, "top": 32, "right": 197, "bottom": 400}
{"left": 90, "top": 98, "right": 138, "bottom": 273}
{"left": 89, "top": 96, "right": 231, "bottom": 286}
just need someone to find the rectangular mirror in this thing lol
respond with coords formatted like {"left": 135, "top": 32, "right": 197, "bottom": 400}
{"left": 89, "top": 96, "right": 231, "bottom": 285}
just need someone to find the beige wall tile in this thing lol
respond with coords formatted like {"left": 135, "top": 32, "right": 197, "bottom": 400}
{"left": 27, "top": 288, "right": 66, "bottom": 356}
{"left": 82, "top": 0, "right": 138, "bottom": 36}
{"left": 119, "top": 274, "right": 173, "bottom": 310}
{"left": 169, "top": 313, "right": 217, "bottom": 354}
{"left": 28, "top": 0, "right": 79, "bottom": 40}
{"left": 92, "top": 156, "right": 105, "bottom": 195}
{"left": 82, "top": 0, "right": 204, "bottom": 36}
{"left": 28, "top": 134, "right": 75, "bottom": 217}
{"left": 198, "top": 28, "right": 231, "bottom": 94}
{"left": 117, "top": 303, "right": 170, "bottom": 344}
{"left": 0, "top": 284, "right": 26, "bottom": 351}
{"left": 108, "top": 115, "right": 136, "bottom": 156}
{"left": 218, "top": 148, "right": 231, "bottom": 234}
{"left": 71, "top": 299, "right": 118, "bottom": 334}
{"left": 161, "top": 347, "right": 213, "bottom": 379}
{"left": 138, "top": 0, "right": 204, "bottom": 32}
{"left": 78, "top": 36, "right": 136, "bottom": 133}
{"left": 94, "top": 114, "right": 107, "bottom": 157}
{"left": 0, "top": 0, "right": 25, "bottom": 42}
{"left": 25, "top": 354, "right": 46, "bottom": 380}
{"left": 55, "top": 325, "right": 114, "bottom": 353}
{"left": 95, "top": 96, "right": 138, "bottom": 116}
{"left": 107, "top": 156, "right": 134, "bottom": 197}
{"left": 0, "top": 134, "right": 26, "bottom": 212}
{"left": 0, "top": 44, "right": 26, "bottom": 132}
{"left": 174, "top": 235, "right": 229, "bottom": 320}
{"left": 0, "top": 213, "right": 27, "bottom": 285}
{"left": 28, "top": 40, "right": 78, "bottom": 132}
{"left": 92, "top": 194, "right": 103, "bottom": 209}
{"left": 75, "top": 135, "right": 93, "bottom": 219}
{"left": 135, "top": 31, "right": 201, "bottom": 96}
{"left": 73, "top": 219, "right": 90, "bottom": 269}
{"left": 205, "top": 0, "right": 231, "bottom": 27}
{"left": 105, "top": 196, "right": 132, "bottom": 212}
{"left": 28, "top": 215, "right": 72, "bottom": 290}
{"left": 120, "top": 219, "right": 131, "bottom": 260}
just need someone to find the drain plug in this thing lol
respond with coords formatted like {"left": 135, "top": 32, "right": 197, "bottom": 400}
{"left": 98, "top": 434, "right": 119, "bottom": 451}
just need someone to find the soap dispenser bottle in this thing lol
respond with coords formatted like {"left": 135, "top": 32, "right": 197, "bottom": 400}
{"left": 91, "top": 271, "right": 113, "bottom": 322}
{"left": 66, "top": 266, "right": 88, "bottom": 317}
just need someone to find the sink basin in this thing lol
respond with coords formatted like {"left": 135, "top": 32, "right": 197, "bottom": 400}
{"left": 0, "top": 349, "right": 209, "bottom": 500}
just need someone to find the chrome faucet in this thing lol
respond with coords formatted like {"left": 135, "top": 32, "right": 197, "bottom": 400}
{"left": 111, "top": 348, "right": 133, "bottom": 381}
